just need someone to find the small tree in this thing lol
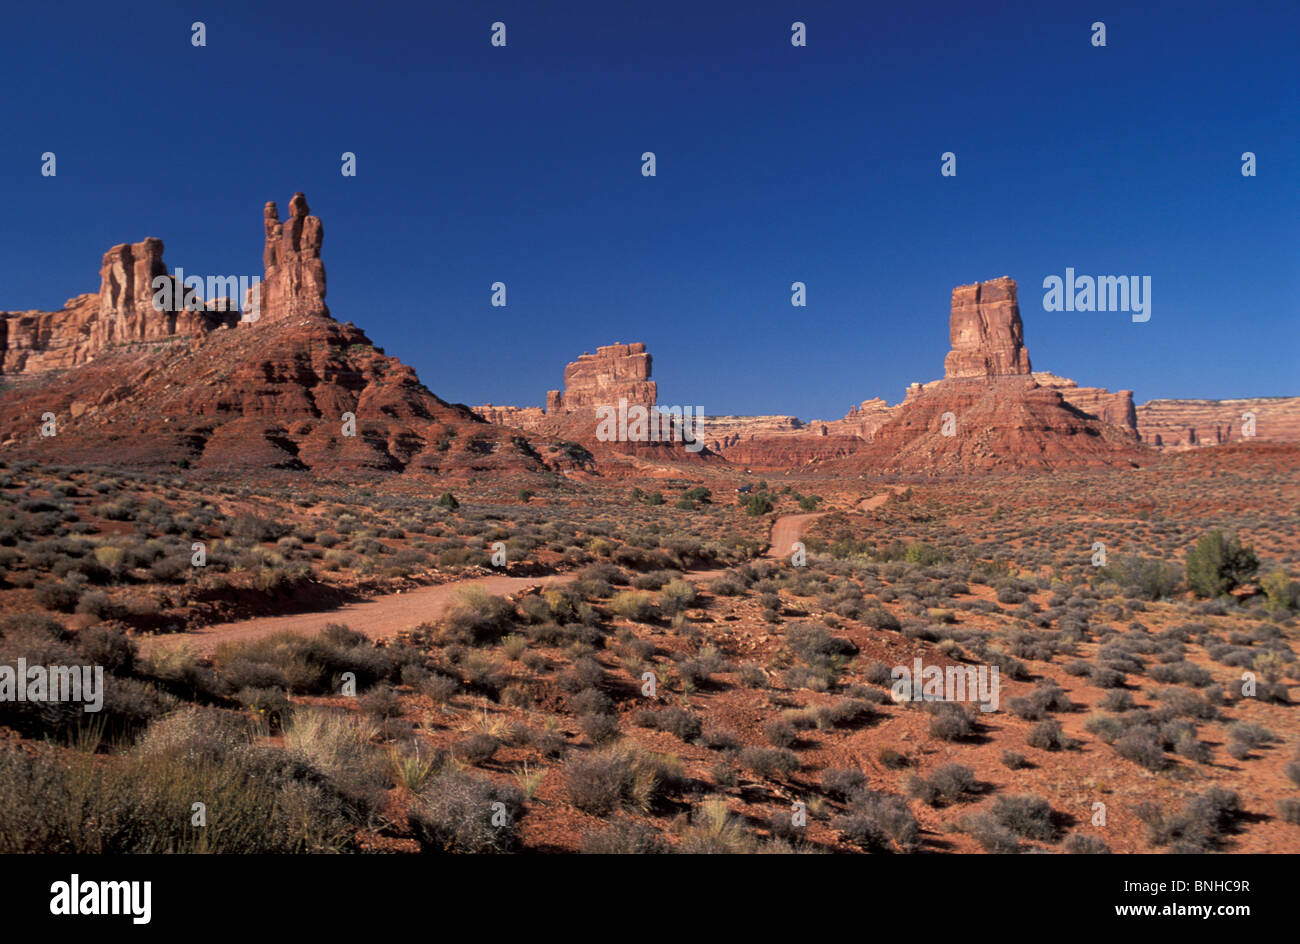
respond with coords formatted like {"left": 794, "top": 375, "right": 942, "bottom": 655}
{"left": 745, "top": 494, "right": 775, "bottom": 516}
{"left": 436, "top": 492, "right": 459, "bottom": 509}
{"left": 1262, "top": 568, "right": 1299, "bottom": 613}
{"left": 1185, "top": 530, "right": 1257, "bottom": 598}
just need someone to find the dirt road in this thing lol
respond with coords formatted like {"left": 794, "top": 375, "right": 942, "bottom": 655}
{"left": 142, "top": 501, "right": 892, "bottom": 657}
{"left": 142, "top": 573, "right": 576, "bottom": 657}
{"left": 763, "top": 512, "right": 827, "bottom": 560}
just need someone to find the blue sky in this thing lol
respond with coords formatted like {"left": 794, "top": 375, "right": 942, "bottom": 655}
{"left": 1, "top": 0, "right": 1295, "bottom": 418}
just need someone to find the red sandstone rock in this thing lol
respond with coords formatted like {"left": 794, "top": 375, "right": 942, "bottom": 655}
{"left": 1136, "top": 397, "right": 1300, "bottom": 450}
{"left": 1032, "top": 372, "right": 1138, "bottom": 434}
{"left": 551, "top": 342, "right": 656, "bottom": 414}
{"left": 246, "top": 193, "right": 328, "bottom": 322}
{"left": 944, "top": 277, "right": 1032, "bottom": 380}
{"left": 0, "top": 195, "right": 561, "bottom": 479}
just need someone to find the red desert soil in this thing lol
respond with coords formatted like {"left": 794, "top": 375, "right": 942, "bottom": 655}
{"left": 143, "top": 509, "right": 844, "bottom": 656}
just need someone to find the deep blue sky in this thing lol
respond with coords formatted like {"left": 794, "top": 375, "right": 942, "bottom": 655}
{"left": 2, "top": 0, "right": 1296, "bottom": 418}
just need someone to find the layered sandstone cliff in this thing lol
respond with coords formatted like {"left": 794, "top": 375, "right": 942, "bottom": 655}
{"left": 943, "top": 277, "right": 1032, "bottom": 380}
{"left": 1135, "top": 397, "right": 1300, "bottom": 449}
{"left": 1033, "top": 372, "right": 1138, "bottom": 433}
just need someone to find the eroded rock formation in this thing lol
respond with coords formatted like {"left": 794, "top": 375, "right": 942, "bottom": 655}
{"left": 1135, "top": 397, "right": 1300, "bottom": 450}
{"left": 549, "top": 342, "right": 656, "bottom": 414}
{"left": 247, "top": 193, "right": 328, "bottom": 321}
{"left": 944, "top": 277, "right": 1032, "bottom": 380}
{"left": 0, "top": 195, "right": 561, "bottom": 479}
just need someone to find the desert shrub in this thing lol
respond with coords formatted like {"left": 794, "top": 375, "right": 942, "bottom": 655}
{"left": 1026, "top": 719, "right": 1068, "bottom": 751}
{"left": 453, "top": 733, "right": 500, "bottom": 766}
{"left": 821, "top": 767, "right": 868, "bottom": 798}
{"left": 215, "top": 628, "right": 398, "bottom": 696}
{"left": 34, "top": 580, "right": 82, "bottom": 612}
{"left": 676, "top": 798, "right": 760, "bottom": 854}
{"left": 737, "top": 746, "right": 799, "bottom": 779}
{"left": 763, "top": 718, "right": 798, "bottom": 748}
{"left": 1185, "top": 530, "right": 1258, "bottom": 598}
{"left": 637, "top": 707, "right": 701, "bottom": 743}
{"left": 1001, "top": 750, "right": 1028, "bottom": 770}
{"left": 439, "top": 587, "right": 515, "bottom": 646}
{"left": 1136, "top": 787, "right": 1242, "bottom": 852}
{"left": 581, "top": 818, "right": 669, "bottom": 854}
{"left": 0, "top": 712, "right": 363, "bottom": 853}
{"left": 1098, "top": 690, "right": 1135, "bottom": 712}
{"left": 658, "top": 579, "right": 698, "bottom": 616}
{"left": 961, "top": 812, "right": 1020, "bottom": 853}
{"left": 992, "top": 794, "right": 1058, "bottom": 842}
{"left": 877, "top": 746, "right": 909, "bottom": 769}
{"left": 836, "top": 790, "right": 920, "bottom": 852}
{"left": 565, "top": 746, "right": 684, "bottom": 814}
{"left": 1277, "top": 798, "right": 1300, "bottom": 825}
{"left": 1063, "top": 833, "right": 1112, "bottom": 854}
{"left": 579, "top": 711, "right": 620, "bottom": 744}
{"left": 78, "top": 624, "right": 135, "bottom": 674}
{"left": 926, "top": 702, "right": 973, "bottom": 741}
{"left": 1114, "top": 729, "right": 1168, "bottom": 770}
{"left": 231, "top": 513, "right": 289, "bottom": 543}
{"left": 358, "top": 684, "right": 403, "bottom": 719}
{"left": 1262, "top": 568, "right": 1300, "bottom": 613}
{"left": 609, "top": 591, "right": 655, "bottom": 622}
{"left": 408, "top": 768, "right": 524, "bottom": 853}
{"left": 929, "top": 763, "right": 976, "bottom": 803}
{"left": 1106, "top": 556, "right": 1182, "bottom": 601}
{"left": 420, "top": 672, "right": 459, "bottom": 704}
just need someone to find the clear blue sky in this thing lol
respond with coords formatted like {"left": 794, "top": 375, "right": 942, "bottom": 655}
{"left": 2, "top": 0, "right": 1295, "bottom": 418}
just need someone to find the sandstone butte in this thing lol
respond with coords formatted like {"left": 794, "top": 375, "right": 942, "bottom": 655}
{"left": 475, "top": 343, "right": 717, "bottom": 462}
{"left": 476, "top": 274, "right": 1297, "bottom": 474}
{"left": 0, "top": 194, "right": 578, "bottom": 479}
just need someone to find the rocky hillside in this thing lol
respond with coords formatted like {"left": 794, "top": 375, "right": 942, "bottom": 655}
{"left": 0, "top": 194, "right": 559, "bottom": 480}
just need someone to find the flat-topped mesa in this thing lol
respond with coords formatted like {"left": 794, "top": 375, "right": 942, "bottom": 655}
{"left": 943, "top": 276, "right": 1032, "bottom": 380}
{"left": 550, "top": 342, "right": 656, "bottom": 413}
{"left": 247, "top": 192, "right": 328, "bottom": 321}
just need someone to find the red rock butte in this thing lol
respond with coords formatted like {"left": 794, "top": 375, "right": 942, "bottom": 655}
{"left": 943, "top": 277, "right": 1032, "bottom": 380}
{"left": 0, "top": 194, "right": 562, "bottom": 478}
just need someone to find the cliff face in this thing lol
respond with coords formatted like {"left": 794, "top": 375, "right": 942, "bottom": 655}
{"left": 1, "top": 239, "right": 218, "bottom": 375}
{"left": 550, "top": 342, "right": 656, "bottom": 415}
{"left": 1135, "top": 397, "right": 1300, "bottom": 449}
{"left": 1033, "top": 372, "right": 1138, "bottom": 434}
{"left": 943, "top": 277, "right": 1032, "bottom": 380}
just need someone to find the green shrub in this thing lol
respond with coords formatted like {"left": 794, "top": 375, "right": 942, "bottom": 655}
{"left": 1185, "top": 530, "right": 1258, "bottom": 598}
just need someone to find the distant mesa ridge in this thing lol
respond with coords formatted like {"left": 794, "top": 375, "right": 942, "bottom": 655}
{"left": 1, "top": 201, "right": 1294, "bottom": 476}
{"left": 475, "top": 275, "right": 1297, "bottom": 473}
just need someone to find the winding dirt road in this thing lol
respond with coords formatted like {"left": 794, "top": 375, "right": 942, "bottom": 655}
{"left": 141, "top": 499, "right": 895, "bottom": 657}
